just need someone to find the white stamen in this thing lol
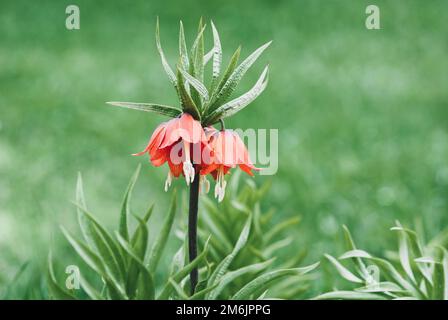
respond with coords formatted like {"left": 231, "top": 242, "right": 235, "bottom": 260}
{"left": 164, "top": 171, "right": 173, "bottom": 192}
{"left": 214, "top": 168, "right": 227, "bottom": 202}
{"left": 204, "top": 177, "right": 210, "bottom": 193}
{"left": 200, "top": 175, "right": 210, "bottom": 194}
{"left": 183, "top": 160, "right": 195, "bottom": 186}
{"left": 182, "top": 141, "right": 195, "bottom": 185}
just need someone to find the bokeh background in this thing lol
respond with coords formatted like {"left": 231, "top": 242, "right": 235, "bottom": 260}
{"left": 1, "top": 0, "right": 447, "bottom": 298}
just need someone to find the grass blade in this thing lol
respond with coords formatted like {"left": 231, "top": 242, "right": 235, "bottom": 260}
{"left": 147, "top": 190, "right": 177, "bottom": 273}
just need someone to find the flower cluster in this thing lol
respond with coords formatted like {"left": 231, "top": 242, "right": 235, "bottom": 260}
{"left": 108, "top": 19, "right": 269, "bottom": 202}
{"left": 134, "top": 113, "right": 258, "bottom": 201}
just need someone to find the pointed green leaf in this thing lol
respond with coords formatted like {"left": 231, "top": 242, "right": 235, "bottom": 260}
{"left": 178, "top": 68, "right": 209, "bottom": 101}
{"left": 339, "top": 250, "right": 372, "bottom": 260}
{"left": 158, "top": 236, "right": 210, "bottom": 299}
{"left": 210, "top": 20, "right": 222, "bottom": 90}
{"left": 313, "top": 291, "right": 386, "bottom": 300}
{"left": 126, "top": 215, "right": 149, "bottom": 297}
{"left": 106, "top": 102, "right": 182, "bottom": 118}
{"left": 205, "top": 66, "right": 268, "bottom": 124}
{"left": 73, "top": 202, "right": 126, "bottom": 283}
{"left": 130, "top": 204, "right": 154, "bottom": 246}
{"left": 115, "top": 232, "right": 155, "bottom": 300}
{"left": 365, "top": 257, "right": 425, "bottom": 298}
{"left": 47, "top": 253, "right": 77, "bottom": 300}
{"left": 75, "top": 173, "right": 95, "bottom": 248}
{"left": 61, "top": 226, "right": 127, "bottom": 298}
{"left": 190, "top": 18, "right": 206, "bottom": 81}
{"left": 79, "top": 274, "right": 102, "bottom": 300}
{"left": 208, "top": 215, "right": 252, "bottom": 289}
{"left": 176, "top": 68, "right": 200, "bottom": 119}
{"left": 209, "top": 41, "right": 271, "bottom": 110}
{"left": 324, "top": 254, "right": 363, "bottom": 283}
{"left": 170, "top": 244, "right": 185, "bottom": 276}
{"left": 190, "top": 283, "right": 219, "bottom": 300}
{"left": 203, "top": 48, "right": 213, "bottom": 66}
{"left": 147, "top": 190, "right": 177, "bottom": 273}
{"left": 179, "top": 21, "right": 189, "bottom": 70}
{"left": 119, "top": 164, "right": 141, "bottom": 241}
{"left": 342, "top": 225, "right": 369, "bottom": 279}
{"left": 208, "top": 46, "right": 240, "bottom": 110}
{"left": 208, "top": 259, "right": 274, "bottom": 300}
{"left": 156, "top": 17, "right": 177, "bottom": 88}
{"left": 443, "top": 250, "right": 448, "bottom": 300}
{"left": 231, "top": 263, "right": 319, "bottom": 300}
{"left": 168, "top": 278, "right": 189, "bottom": 299}
{"left": 355, "top": 281, "right": 405, "bottom": 293}
{"left": 395, "top": 223, "right": 416, "bottom": 284}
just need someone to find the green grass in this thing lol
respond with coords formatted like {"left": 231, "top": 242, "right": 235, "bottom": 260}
{"left": 1, "top": 0, "right": 448, "bottom": 298}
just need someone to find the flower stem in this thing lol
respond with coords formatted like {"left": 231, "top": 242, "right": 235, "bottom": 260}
{"left": 188, "top": 171, "right": 200, "bottom": 295}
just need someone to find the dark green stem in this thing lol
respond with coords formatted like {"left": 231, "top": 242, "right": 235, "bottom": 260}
{"left": 219, "top": 119, "right": 226, "bottom": 131}
{"left": 188, "top": 171, "right": 200, "bottom": 295}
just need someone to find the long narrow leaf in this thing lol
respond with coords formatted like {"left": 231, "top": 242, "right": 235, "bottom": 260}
{"left": 210, "top": 20, "right": 222, "bottom": 90}
{"left": 231, "top": 263, "right": 319, "bottom": 300}
{"left": 115, "top": 232, "right": 155, "bottom": 300}
{"left": 209, "top": 41, "right": 271, "bottom": 110}
{"left": 156, "top": 17, "right": 177, "bottom": 88}
{"left": 119, "top": 165, "right": 141, "bottom": 241}
{"left": 178, "top": 68, "right": 209, "bottom": 101}
{"left": 61, "top": 227, "right": 127, "bottom": 298}
{"left": 47, "top": 253, "right": 77, "bottom": 300}
{"left": 147, "top": 190, "right": 177, "bottom": 272}
{"left": 313, "top": 291, "right": 386, "bottom": 300}
{"left": 208, "top": 259, "right": 274, "bottom": 300}
{"left": 158, "top": 237, "right": 210, "bottom": 299}
{"left": 178, "top": 21, "right": 189, "bottom": 70}
{"left": 207, "top": 215, "right": 252, "bottom": 289}
{"left": 176, "top": 67, "right": 200, "bottom": 119}
{"left": 205, "top": 65, "right": 268, "bottom": 124}
{"left": 106, "top": 102, "right": 182, "bottom": 118}
{"left": 324, "top": 254, "right": 363, "bottom": 283}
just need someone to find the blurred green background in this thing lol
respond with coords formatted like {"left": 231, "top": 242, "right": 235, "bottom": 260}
{"left": 1, "top": 0, "right": 447, "bottom": 298}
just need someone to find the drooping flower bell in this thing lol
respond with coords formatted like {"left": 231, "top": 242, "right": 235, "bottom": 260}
{"left": 200, "top": 129, "right": 260, "bottom": 201}
{"left": 134, "top": 113, "right": 207, "bottom": 190}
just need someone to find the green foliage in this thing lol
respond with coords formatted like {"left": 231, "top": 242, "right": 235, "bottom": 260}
{"left": 315, "top": 223, "right": 448, "bottom": 300}
{"left": 48, "top": 168, "right": 317, "bottom": 300}
{"left": 107, "top": 18, "right": 270, "bottom": 126}
{"left": 183, "top": 172, "right": 315, "bottom": 299}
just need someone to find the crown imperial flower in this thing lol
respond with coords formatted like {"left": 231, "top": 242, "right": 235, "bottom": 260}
{"left": 108, "top": 18, "right": 269, "bottom": 200}
{"left": 133, "top": 113, "right": 207, "bottom": 187}
{"left": 201, "top": 129, "right": 260, "bottom": 201}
